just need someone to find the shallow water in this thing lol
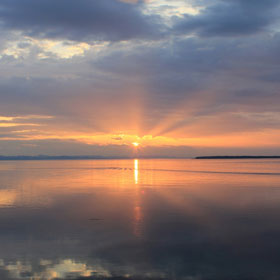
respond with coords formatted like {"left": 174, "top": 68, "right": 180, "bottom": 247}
{"left": 0, "top": 159, "right": 280, "bottom": 279}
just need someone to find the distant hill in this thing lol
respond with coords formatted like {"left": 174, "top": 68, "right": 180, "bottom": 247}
{"left": 195, "top": 156, "right": 280, "bottom": 159}
{"left": 0, "top": 155, "right": 106, "bottom": 160}
{"left": 0, "top": 155, "right": 188, "bottom": 160}
{"left": 1, "top": 155, "right": 279, "bottom": 160}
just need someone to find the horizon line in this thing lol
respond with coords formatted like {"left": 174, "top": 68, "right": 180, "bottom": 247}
{"left": 0, "top": 155, "right": 279, "bottom": 160}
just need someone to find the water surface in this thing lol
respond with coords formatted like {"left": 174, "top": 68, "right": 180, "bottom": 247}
{"left": 0, "top": 159, "right": 280, "bottom": 279}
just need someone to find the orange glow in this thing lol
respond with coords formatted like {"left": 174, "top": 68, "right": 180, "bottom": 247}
{"left": 2, "top": 112, "right": 280, "bottom": 150}
{"left": 3, "top": 129, "right": 280, "bottom": 148}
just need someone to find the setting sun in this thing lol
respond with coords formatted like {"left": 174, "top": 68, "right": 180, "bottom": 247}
{"left": 132, "top": 142, "right": 140, "bottom": 147}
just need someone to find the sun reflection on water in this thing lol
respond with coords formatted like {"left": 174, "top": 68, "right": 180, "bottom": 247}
{"left": 134, "top": 159, "right": 139, "bottom": 185}
{"left": 133, "top": 159, "right": 143, "bottom": 238}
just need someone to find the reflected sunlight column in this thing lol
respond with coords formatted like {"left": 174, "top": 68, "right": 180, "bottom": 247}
{"left": 133, "top": 159, "right": 143, "bottom": 238}
{"left": 134, "top": 159, "right": 139, "bottom": 185}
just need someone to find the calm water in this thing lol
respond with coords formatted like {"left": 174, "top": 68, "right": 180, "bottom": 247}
{"left": 0, "top": 159, "right": 280, "bottom": 279}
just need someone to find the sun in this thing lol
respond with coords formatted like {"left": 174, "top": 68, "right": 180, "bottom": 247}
{"left": 132, "top": 142, "right": 140, "bottom": 147}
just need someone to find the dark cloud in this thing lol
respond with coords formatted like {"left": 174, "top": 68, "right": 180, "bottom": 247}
{"left": 93, "top": 34, "right": 280, "bottom": 111}
{"left": 1, "top": 32, "right": 280, "bottom": 140}
{"left": 174, "top": 0, "right": 280, "bottom": 37}
{"left": 0, "top": 0, "right": 162, "bottom": 42}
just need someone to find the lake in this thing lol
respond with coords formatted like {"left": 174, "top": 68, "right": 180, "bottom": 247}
{"left": 0, "top": 159, "right": 280, "bottom": 279}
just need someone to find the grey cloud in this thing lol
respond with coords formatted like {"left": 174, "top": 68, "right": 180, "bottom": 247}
{"left": 174, "top": 0, "right": 280, "bottom": 37}
{"left": 1, "top": 32, "right": 280, "bottom": 138}
{"left": 0, "top": 134, "right": 24, "bottom": 138}
{"left": 1, "top": 13, "right": 280, "bottom": 147}
{"left": 89, "top": 33, "right": 280, "bottom": 135}
{"left": 0, "top": 0, "right": 162, "bottom": 42}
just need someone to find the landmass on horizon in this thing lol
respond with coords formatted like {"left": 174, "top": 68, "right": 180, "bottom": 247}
{"left": 0, "top": 155, "right": 280, "bottom": 160}
{"left": 196, "top": 156, "right": 280, "bottom": 159}
{"left": 0, "top": 155, "right": 182, "bottom": 160}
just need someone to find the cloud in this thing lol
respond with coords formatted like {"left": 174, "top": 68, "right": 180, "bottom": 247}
{"left": 1, "top": 1, "right": 280, "bottom": 154}
{"left": 173, "top": 0, "right": 280, "bottom": 37}
{"left": 1, "top": 31, "right": 280, "bottom": 150}
{"left": 0, "top": 0, "right": 162, "bottom": 42}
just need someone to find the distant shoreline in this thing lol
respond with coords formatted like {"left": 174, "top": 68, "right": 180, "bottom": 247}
{"left": 0, "top": 156, "right": 107, "bottom": 161}
{"left": 0, "top": 155, "right": 189, "bottom": 160}
{"left": 0, "top": 155, "right": 279, "bottom": 160}
{"left": 195, "top": 156, "right": 280, "bottom": 159}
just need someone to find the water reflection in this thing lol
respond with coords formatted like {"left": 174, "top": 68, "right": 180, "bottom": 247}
{"left": 134, "top": 159, "right": 139, "bottom": 185}
{"left": 0, "top": 159, "right": 280, "bottom": 279}
{"left": 133, "top": 159, "right": 143, "bottom": 238}
{"left": 0, "top": 259, "right": 110, "bottom": 279}
{"left": 0, "top": 190, "right": 16, "bottom": 207}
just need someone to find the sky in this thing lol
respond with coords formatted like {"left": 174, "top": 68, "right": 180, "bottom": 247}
{"left": 0, "top": 0, "right": 280, "bottom": 157}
